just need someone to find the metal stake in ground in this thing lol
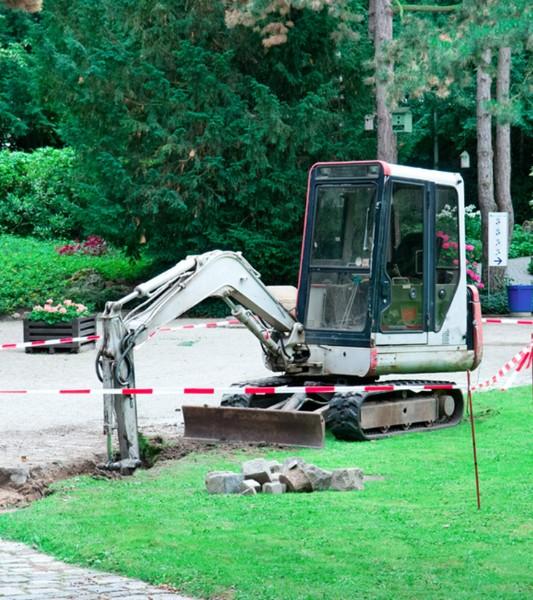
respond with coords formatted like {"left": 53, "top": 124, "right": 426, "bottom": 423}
{"left": 467, "top": 370, "right": 481, "bottom": 510}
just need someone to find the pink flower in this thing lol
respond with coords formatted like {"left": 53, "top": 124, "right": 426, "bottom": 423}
{"left": 441, "top": 234, "right": 449, "bottom": 242}
{"left": 442, "top": 242, "right": 450, "bottom": 249}
{"left": 466, "top": 269, "right": 475, "bottom": 278}
{"left": 465, "top": 244, "right": 474, "bottom": 252}
{"left": 46, "top": 299, "right": 53, "bottom": 304}
{"left": 449, "top": 241, "right": 458, "bottom": 249}
{"left": 64, "top": 299, "right": 73, "bottom": 306}
{"left": 436, "top": 231, "right": 445, "bottom": 238}
{"left": 59, "top": 307, "right": 67, "bottom": 314}
{"left": 477, "top": 282, "right": 485, "bottom": 289}
{"left": 452, "top": 259, "right": 459, "bottom": 265}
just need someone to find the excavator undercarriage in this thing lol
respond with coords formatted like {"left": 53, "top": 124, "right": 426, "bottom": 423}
{"left": 182, "top": 376, "right": 464, "bottom": 447}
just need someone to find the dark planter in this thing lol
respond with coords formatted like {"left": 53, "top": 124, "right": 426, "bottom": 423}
{"left": 23, "top": 315, "right": 97, "bottom": 353}
{"left": 507, "top": 284, "right": 533, "bottom": 316}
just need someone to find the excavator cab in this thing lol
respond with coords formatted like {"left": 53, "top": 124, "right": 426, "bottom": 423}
{"left": 296, "top": 161, "right": 482, "bottom": 377}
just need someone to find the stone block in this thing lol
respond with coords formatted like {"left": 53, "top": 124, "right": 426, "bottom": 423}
{"left": 240, "top": 479, "right": 261, "bottom": 494}
{"left": 281, "top": 457, "right": 306, "bottom": 473}
{"left": 262, "top": 482, "right": 287, "bottom": 494}
{"left": 302, "top": 463, "right": 332, "bottom": 491}
{"left": 0, "top": 467, "right": 30, "bottom": 487}
{"left": 205, "top": 471, "right": 243, "bottom": 494}
{"left": 267, "top": 460, "right": 282, "bottom": 473}
{"left": 330, "top": 468, "right": 364, "bottom": 491}
{"left": 279, "top": 466, "right": 312, "bottom": 493}
{"left": 241, "top": 458, "right": 272, "bottom": 484}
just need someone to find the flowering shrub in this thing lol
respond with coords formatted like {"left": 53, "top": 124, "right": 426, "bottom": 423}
{"left": 27, "top": 299, "right": 91, "bottom": 324}
{"left": 436, "top": 231, "right": 484, "bottom": 289}
{"left": 56, "top": 235, "right": 108, "bottom": 256}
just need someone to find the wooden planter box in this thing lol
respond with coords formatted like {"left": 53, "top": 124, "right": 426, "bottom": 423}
{"left": 23, "top": 316, "right": 97, "bottom": 354}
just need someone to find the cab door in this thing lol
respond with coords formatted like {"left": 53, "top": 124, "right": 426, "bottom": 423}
{"left": 375, "top": 179, "right": 429, "bottom": 345}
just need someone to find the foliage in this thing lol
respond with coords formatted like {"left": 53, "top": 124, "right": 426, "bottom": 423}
{"left": 508, "top": 225, "right": 533, "bottom": 259}
{"left": 34, "top": 0, "right": 373, "bottom": 283}
{"left": 0, "top": 234, "right": 152, "bottom": 314}
{"left": 27, "top": 298, "right": 90, "bottom": 324}
{"left": 529, "top": 258, "right": 533, "bottom": 275}
{"left": 0, "top": 5, "right": 50, "bottom": 149}
{"left": 0, "top": 386, "right": 531, "bottom": 599}
{"left": 479, "top": 290, "right": 508, "bottom": 315}
{"left": 0, "top": 147, "right": 83, "bottom": 239}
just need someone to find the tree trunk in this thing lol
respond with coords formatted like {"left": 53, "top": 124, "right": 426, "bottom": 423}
{"left": 495, "top": 46, "right": 514, "bottom": 242}
{"left": 374, "top": 0, "right": 397, "bottom": 163}
{"left": 476, "top": 47, "right": 503, "bottom": 290}
{"left": 1, "top": 0, "right": 42, "bottom": 11}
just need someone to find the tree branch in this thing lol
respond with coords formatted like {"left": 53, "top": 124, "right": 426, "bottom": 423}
{"left": 396, "top": 3, "right": 461, "bottom": 13}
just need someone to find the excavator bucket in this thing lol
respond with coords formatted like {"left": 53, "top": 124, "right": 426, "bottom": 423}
{"left": 182, "top": 405, "right": 325, "bottom": 448}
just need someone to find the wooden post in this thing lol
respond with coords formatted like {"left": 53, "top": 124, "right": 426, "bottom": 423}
{"left": 467, "top": 371, "right": 481, "bottom": 510}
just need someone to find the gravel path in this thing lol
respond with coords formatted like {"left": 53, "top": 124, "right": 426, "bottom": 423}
{"left": 0, "top": 540, "right": 192, "bottom": 599}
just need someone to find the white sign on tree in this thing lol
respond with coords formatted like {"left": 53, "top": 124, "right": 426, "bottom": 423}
{"left": 488, "top": 212, "right": 509, "bottom": 267}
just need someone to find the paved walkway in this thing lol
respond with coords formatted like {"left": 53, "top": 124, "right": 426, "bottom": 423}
{"left": 0, "top": 539, "right": 193, "bottom": 599}
{"left": 507, "top": 256, "right": 532, "bottom": 285}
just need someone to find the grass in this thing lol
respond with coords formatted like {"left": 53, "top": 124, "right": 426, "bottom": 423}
{"left": 0, "top": 234, "right": 152, "bottom": 314}
{"left": 0, "top": 387, "right": 532, "bottom": 599}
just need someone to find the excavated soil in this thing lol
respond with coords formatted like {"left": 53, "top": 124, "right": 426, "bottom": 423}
{"left": 0, "top": 434, "right": 282, "bottom": 510}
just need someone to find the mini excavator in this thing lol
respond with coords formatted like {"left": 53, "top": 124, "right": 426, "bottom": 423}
{"left": 97, "top": 161, "right": 482, "bottom": 468}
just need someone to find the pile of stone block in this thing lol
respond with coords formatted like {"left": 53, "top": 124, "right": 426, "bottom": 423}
{"left": 205, "top": 457, "right": 364, "bottom": 496}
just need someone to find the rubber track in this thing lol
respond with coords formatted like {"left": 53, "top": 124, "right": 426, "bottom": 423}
{"left": 327, "top": 379, "right": 464, "bottom": 441}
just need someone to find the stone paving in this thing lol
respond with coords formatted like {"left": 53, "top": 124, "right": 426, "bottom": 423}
{"left": 0, "top": 540, "right": 193, "bottom": 599}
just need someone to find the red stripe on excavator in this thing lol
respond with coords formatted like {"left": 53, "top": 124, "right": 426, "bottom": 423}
{"left": 0, "top": 390, "right": 27, "bottom": 394}
{"left": 304, "top": 386, "right": 336, "bottom": 393}
{"left": 122, "top": 388, "right": 153, "bottom": 395}
{"left": 184, "top": 387, "right": 215, "bottom": 394}
{"left": 60, "top": 389, "right": 91, "bottom": 394}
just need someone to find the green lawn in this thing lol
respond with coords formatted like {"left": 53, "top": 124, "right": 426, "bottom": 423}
{"left": 1, "top": 387, "right": 532, "bottom": 599}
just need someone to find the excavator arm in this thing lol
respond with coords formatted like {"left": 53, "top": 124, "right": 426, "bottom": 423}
{"left": 96, "top": 250, "right": 307, "bottom": 470}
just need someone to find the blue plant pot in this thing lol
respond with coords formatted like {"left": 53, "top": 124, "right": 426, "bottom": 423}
{"left": 507, "top": 284, "right": 533, "bottom": 315}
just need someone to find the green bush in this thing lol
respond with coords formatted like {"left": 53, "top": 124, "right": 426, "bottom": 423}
{"left": 0, "top": 147, "right": 83, "bottom": 239}
{"left": 480, "top": 290, "right": 508, "bottom": 315}
{"left": 0, "top": 234, "right": 152, "bottom": 314}
{"left": 509, "top": 224, "right": 533, "bottom": 258}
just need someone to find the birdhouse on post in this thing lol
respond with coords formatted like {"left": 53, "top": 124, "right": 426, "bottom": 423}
{"left": 460, "top": 151, "right": 470, "bottom": 168}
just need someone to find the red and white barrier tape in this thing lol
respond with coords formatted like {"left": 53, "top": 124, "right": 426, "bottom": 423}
{"left": 0, "top": 316, "right": 530, "bottom": 351}
{"left": 471, "top": 344, "right": 532, "bottom": 392}
{"left": 0, "top": 383, "right": 456, "bottom": 397}
{"left": 482, "top": 317, "right": 533, "bottom": 326}
{"left": 0, "top": 319, "right": 241, "bottom": 352}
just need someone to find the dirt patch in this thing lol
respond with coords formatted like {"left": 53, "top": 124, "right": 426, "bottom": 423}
{"left": 0, "top": 434, "right": 284, "bottom": 510}
{"left": 0, "top": 459, "right": 99, "bottom": 510}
